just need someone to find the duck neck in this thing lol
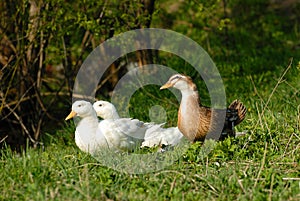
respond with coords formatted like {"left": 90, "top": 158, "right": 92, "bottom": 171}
{"left": 180, "top": 90, "right": 200, "bottom": 114}
{"left": 77, "top": 115, "right": 99, "bottom": 136}
{"left": 104, "top": 109, "right": 120, "bottom": 119}
{"left": 111, "top": 110, "right": 120, "bottom": 119}
{"left": 177, "top": 86, "right": 202, "bottom": 141}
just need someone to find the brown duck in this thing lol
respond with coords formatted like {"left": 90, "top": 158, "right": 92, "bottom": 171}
{"left": 160, "top": 74, "right": 247, "bottom": 142}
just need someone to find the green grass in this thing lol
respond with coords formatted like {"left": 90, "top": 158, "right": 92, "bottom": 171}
{"left": 1, "top": 1, "right": 300, "bottom": 200}
{"left": 1, "top": 59, "right": 299, "bottom": 200}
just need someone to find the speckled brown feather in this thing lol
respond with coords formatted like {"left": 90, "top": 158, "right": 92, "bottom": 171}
{"left": 228, "top": 99, "right": 247, "bottom": 125}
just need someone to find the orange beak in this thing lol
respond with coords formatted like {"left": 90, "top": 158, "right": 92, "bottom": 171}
{"left": 160, "top": 82, "right": 173, "bottom": 90}
{"left": 65, "top": 110, "right": 77, "bottom": 120}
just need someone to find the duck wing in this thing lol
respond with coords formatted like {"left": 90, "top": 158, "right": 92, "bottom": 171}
{"left": 98, "top": 119, "right": 144, "bottom": 151}
{"left": 111, "top": 118, "right": 148, "bottom": 139}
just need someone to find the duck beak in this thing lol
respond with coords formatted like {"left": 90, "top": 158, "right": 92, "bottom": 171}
{"left": 65, "top": 110, "right": 77, "bottom": 120}
{"left": 160, "top": 82, "right": 173, "bottom": 90}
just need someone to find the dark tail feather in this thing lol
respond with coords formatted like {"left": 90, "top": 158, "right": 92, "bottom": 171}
{"left": 228, "top": 100, "right": 247, "bottom": 125}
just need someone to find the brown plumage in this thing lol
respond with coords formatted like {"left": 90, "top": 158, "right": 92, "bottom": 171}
{"left": 160, "top": 74, "right": 247, "bottom": 142}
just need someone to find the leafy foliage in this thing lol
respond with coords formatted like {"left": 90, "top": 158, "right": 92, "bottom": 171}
{"left": 0, "top": 0, "right": 155, "bottom": 148}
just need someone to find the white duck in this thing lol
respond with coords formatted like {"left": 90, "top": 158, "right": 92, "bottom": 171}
{"left": 160, "top": 74, "right": 247, "bottom": 142}
{"left": 65, "top": 100, "right": 109, "bottom": 155}
{"left": 93, "top": 100, "right": 184, "bottom": 148}
{"left": 92, "top": 100, "right": 148, "bottom": 151}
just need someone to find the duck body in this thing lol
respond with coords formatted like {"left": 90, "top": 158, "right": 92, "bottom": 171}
{"left": 74, "top": 115, "right": 108, "bottom": 154}
{"left": 161, "top": 74, "right": 247, "bottom": 142}
{"left": 93, "top": 101, "right": 148, "bottom": 151}
{"left": 97, "top": 119, "right": 143, "bottom": 151}
{"left": 177, "top": 89, "right": 210, "bottom": 141}
{"left": 93, "top": 100, "right": 184, "bottom": 148}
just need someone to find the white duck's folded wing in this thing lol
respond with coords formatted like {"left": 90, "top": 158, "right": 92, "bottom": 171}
{"left": 142, "top": 126, "right": 184, "bottom": 147}
{"left": 111, "top": 118, "right": 148, "bottom": 139}
{"left": 98, "top": 119, "right": 144, "bottom": 151}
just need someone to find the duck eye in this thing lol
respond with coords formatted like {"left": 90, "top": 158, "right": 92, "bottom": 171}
{"left": 171, "top": 75, "right": 182, "bottom": 81}
{"left": 99, "top": 104, "right": 102, "bottom": 107}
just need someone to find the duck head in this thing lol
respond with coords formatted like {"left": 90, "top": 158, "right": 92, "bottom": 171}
{"left": 160, "top": 74, "right": 196, "bottom": 92}
{"left": 65, "top": 100, "right": 95, "bottom": 120}
{"left": 93, "top": 100, "right": 120, "bottom": 119}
